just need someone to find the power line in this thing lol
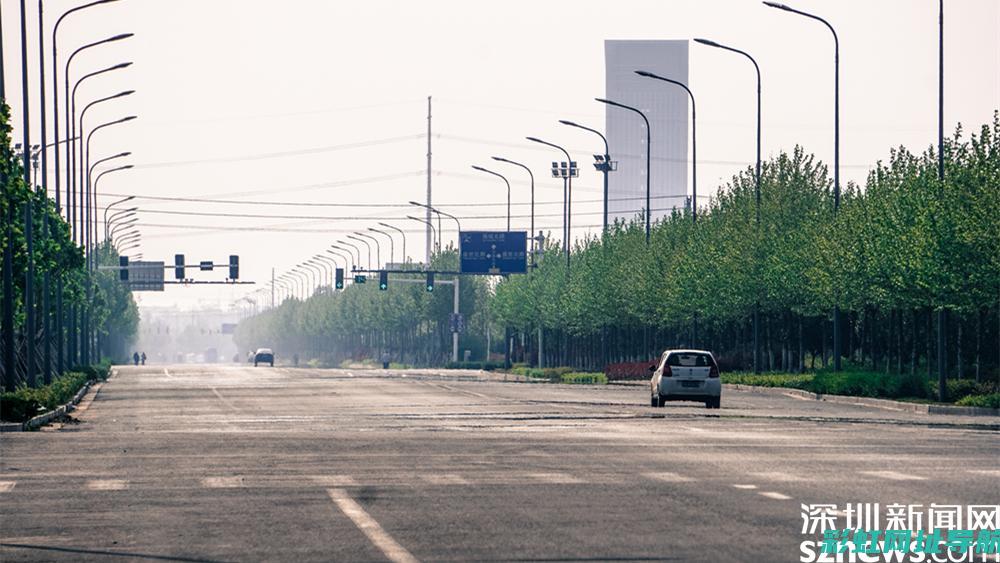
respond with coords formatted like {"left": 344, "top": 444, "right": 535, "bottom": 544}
{"left": 132, "top": 134, "right": 424, "bottom": 169}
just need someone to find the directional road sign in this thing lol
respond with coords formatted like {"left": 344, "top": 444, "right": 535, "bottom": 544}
{"left": 459, "top": 231, "right": 527, "bottom": 274}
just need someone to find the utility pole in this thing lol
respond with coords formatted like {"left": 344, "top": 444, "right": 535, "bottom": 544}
{"left": 1, "top": 0, "right": 16, "bottom": 391}
{"left": 21, "top": 0, "right": 37, "bottom": 387}
{"left": 937, "top": 0, "right": 947, "bottom": 402}
{"left": 271, "top": 267, "right": 275, "bottom": 309}
{"left": 38, "top": 0, "right": 53, "bottom": 384}
{"left": 426, "top": 96, "right": 432, "bottom": 264}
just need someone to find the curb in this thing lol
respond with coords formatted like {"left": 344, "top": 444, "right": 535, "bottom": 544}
{"left": 6, "top": 379, "right": 97, "bottom": 432}
{"left": 722, "top": 383, "right": 1000, "bottom": 417}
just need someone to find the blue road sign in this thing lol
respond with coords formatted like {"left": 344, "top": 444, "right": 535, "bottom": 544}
{"left": 459, "top": 231, "right": 527, "bottom": 274}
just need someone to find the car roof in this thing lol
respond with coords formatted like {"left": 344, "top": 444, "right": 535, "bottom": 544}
{"left": 256, "top": 348, "right": 273, "bottom": 353}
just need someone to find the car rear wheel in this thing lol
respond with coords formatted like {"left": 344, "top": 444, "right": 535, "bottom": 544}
{"left": 705, "top": 397, "right": 720, "bottom": 409}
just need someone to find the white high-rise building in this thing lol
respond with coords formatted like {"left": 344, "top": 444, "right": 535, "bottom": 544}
{"left": 604, "top": 40, "right": 689, "bottom": 225}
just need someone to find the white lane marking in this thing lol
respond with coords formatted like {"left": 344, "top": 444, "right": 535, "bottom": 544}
{"left": 0, "top": 481, "right": 15, "bottom": 493}
{"left": 860, "top": 470, "right": 926, "bottom": 481}
{"left": 732, "top": 484, "right": 758, "bottom": 490}
{"left": 751, "top": 471, "right": 807, "bottom": 482}
{"left": 643, "top": 472, "right": 695, "bottom": 483}
{"left": 967, "top": 470, "right": 1000, "bottom": 477}
{"left": 759, "top": 491, "right": 793, "bottom": 500}
{"left": 679, "top": 426, "right": 706, "bottom": 433}
{"left": 86, "top": 479, "right": 128, "bottom": 491}
{"left": 527, "top": 472, "right": 584, "bottom": 484}
{"left": 211, "top": 387, "right": 238, "bottom": 411}
{"left": 422, "top": 474, "right": 469, "bottom": 485}
{"left": 328, "top": 488, "right": 419, "bottom": 563}
{"left": 310, "top": 475, "right": 358, "bottom": 487}
{"left": 201, "top": 476, "right": 244, "bottom": 488}
{"left": 163, "top": 368, "right": 171, "bottom": 377}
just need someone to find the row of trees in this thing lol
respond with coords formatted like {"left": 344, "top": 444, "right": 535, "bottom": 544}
{"left": 236, "top": 116, "right": 998, "bottom": 382}
{"left": 1, "top": 103, "right": 138, "bottom": 391}
{"left": 234, "top": 251, "right": 493, "bottom": 366}
{"left": 491, "top": 115, "right": 999, "bottom": 379}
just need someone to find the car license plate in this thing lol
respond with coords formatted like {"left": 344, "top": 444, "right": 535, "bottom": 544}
{"left": 681, "top": 380, "right": 700, "bottom": 388}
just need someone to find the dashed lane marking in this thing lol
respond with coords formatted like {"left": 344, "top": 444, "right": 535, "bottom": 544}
{"left": 310, "top": 475, "right": 359, "bottom": 487}
{"left": 328, "top": 488, "right": 419, "bottom": 563}
{"left": 758, "top": 491, "right": 793, "bottom": 500}
{"left": 732, "top": 484, "right": 758, "bottom": 490}
{"left": 967, "top": 470, "right": 1000, "bottom": 477}
{"left": 527, "top": 472, "right": 584, "bottom": 484}
{"left": 751, "top": 471, "right": 807, "bottom": 482}
{"left": 86, "top": 479, "right": 128, "bottom": 491}
{"left": 422, "top": 474, "right": 470, "bottom": 485}
{"left": 211, "top": 387, "right": 238, "bottom": 411}
{"left": 201, "top": 476, "right": 245, "bottom": 488}
{"left": 0, "top": 481, "right": 15, "bottom": 493}
{"left": 643, "top": 472, "right": 695, "bottom": 483}
{"left": 163, "top": 368, "right": 171, "bottom": 377}
{"left": 859, "top": 471, "right": 926, "bottom": 481}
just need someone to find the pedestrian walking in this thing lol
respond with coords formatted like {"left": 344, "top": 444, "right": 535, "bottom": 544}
{"left": 133, "top": 352, "right": 140, "bottom": 366}
{"left": 141, "top": 352, "right": 147, "bottom": 365}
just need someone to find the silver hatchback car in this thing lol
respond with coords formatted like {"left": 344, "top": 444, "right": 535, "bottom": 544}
{"left": 649, "top": 349, "right": 721, "bottom": 409}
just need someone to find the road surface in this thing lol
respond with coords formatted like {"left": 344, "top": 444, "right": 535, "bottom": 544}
{"left": 2, "top": 364, "right": 997, "bottom": 562}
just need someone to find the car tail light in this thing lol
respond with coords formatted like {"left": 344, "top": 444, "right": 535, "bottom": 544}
{"left": 663, "top": 365, "right": 673, "bottom": 378}
{"left": 709, "top": 364, "right": 719, "bottom": 378}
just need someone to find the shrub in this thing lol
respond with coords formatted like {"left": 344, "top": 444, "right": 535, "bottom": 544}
{"left": 604, "top": 361, "right": 656, "bottom": 381}
{"left": 806, "top": 370, "right": 930, "bottom": 399}
{"left": 937, "top": 379, "right": 998, "bottom": 402}
{"left": 560, "top": 372, "right": 608, "bottom": 385}
{"left": 444, "top": 361, "right": 506, "bottom": 371}
{"left": 1, "top": 370, "right": 92, "bottom": 423}
{"left": 721, "top": 372, "right": 814, "bottom": 390}
{"left": 955, "top": 393, "right": 1000, "bottom": 409}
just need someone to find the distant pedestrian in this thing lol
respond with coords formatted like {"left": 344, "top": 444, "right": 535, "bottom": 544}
{"left": 133, "top": 352, "right": 140, "bottom": 366}
{"left": 140, "top": 352, "right": 147, "bottom": 365}
{"left": 381, "top": 351, "right": 391, "bottom": 369}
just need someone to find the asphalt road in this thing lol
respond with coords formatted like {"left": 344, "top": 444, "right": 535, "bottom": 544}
{"left": 2, "top": 364, "right": 997, "bottom": 562}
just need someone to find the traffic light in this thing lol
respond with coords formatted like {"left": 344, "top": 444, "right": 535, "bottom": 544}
{"left": 335, "top": 268, "right": 344, "bottom": 290}
{"left": 378, "top": 270, "right": 388, "bottom": 290}
{"left": 229, "top": 255, "right": 239, "bottom": 279}
{"left": 174, "top": 254, "right": 185, "bottom": 280}
{"left": 119, "top": 256, "right": 129, "bottom": 281}
{"left": 426, "top": 272, "right": 434, "bottom": 292}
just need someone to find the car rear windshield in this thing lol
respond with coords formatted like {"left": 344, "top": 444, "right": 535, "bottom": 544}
{"left": 667, "top": 353, "right": 714, "bottom": 367}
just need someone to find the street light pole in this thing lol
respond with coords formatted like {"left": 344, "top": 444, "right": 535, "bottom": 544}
{"left": 526, "top": 136, "right": 575, "bottom": 266}
{"left": 491, "top": 157, "right": 535, "bottom": 261}
{"left": 82, "top": 114, "right": 135, "bottom": 269}
{"left": 353, "top": 233, "right": 381, "bottom": 269}
{"left": 335, "top": 240, "right": 362, "bottom": 269}
{"left": 327, "top": 249, "right": 352, "bottom": 273}
{"left": 631, "top": 72, "right": 697, "bottom": 224}
{"left": 104, "top": 196, "right": 134, "bottom": 238}
{"left": 764, "top": 0, "right": 841, "bottom": 371}
{"left": 470, "top": 166, "right": 511, "bottom": 231}
{"left": 558, "top": 120, "right": 614, "bottom": 235}
{"left": 368, "top": 227, "right": 394, "bottom": 267}
{"left": 695, "top": 37, "right": 762, "bottom": 374}
{"left": 594, "top": 98, "right": 653, "bottom": 241}
{"left": 406, "top": 216, "right": 438, "bottom": 257}
{"left": 377, "top": 223, "right": 407, "bottom": 265}
{"left": 347, "top": 235, "right": 373, "bottom": 270}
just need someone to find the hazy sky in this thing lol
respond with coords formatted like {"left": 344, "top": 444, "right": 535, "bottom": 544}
{"left": 2, "top": 0, "right": 998, "bottom": 312}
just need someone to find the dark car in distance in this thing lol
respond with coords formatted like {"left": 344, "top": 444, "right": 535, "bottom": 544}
{"left": 254, "top": 348, "right": 274, "bottom": 367}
